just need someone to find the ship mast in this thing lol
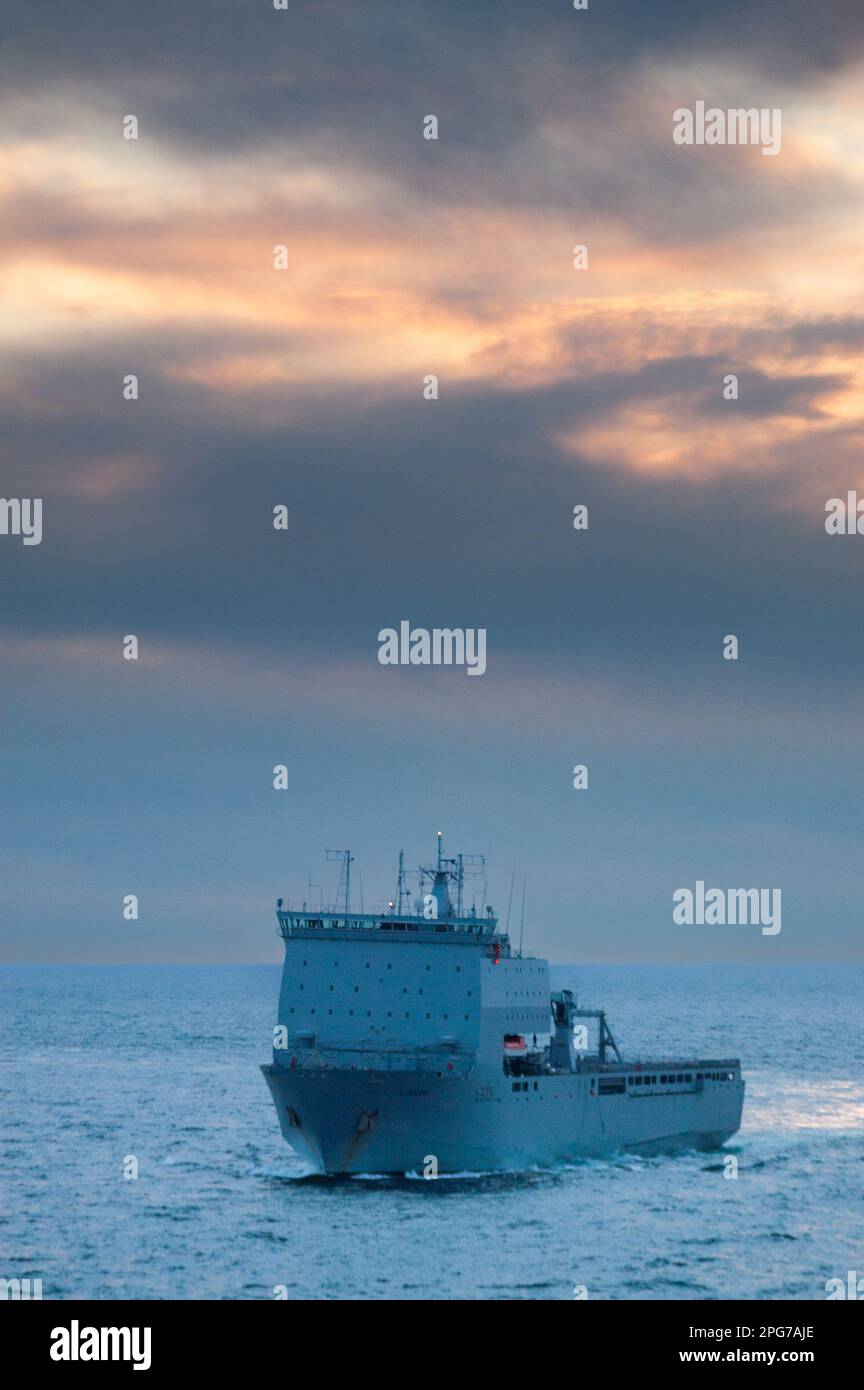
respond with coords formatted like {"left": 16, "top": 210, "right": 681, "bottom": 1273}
{"left": 413, "top": 836, "right": 489, "bottom": 922}
{"left": 395, "top": 849, "right": 407, "bottom": 914}
{"left": 325, "top": 848, "right": 354, "bottom": 914}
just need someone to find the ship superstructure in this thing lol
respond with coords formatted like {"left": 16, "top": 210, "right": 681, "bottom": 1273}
{"left": 262, "top": 838, "right": 744, "bottom": 1174}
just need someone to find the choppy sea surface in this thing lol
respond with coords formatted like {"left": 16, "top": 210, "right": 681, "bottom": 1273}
{"left": 1, "top": 964, "right": 861, "bottom": 1300}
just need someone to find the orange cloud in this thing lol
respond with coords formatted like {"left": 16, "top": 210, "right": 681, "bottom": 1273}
{"left": 2, "top": 58, "right": 864, "bottom": 501}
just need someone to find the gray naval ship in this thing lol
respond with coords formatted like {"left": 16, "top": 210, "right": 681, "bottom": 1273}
{"left": 262, "top": 838, "right": 744, "bottom": 1174}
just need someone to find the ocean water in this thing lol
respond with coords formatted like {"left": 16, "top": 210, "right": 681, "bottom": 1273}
{"left": 1, "top": 964, "right": 861, "bottom": 1301}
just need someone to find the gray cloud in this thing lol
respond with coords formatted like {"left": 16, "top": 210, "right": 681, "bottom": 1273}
{"left": 4, "top": 0, "right": 864, "bottom": 962}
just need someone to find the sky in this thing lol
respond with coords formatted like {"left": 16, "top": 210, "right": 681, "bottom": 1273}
{"left": 2, "top": 0, "right": 864, "bottom": 964}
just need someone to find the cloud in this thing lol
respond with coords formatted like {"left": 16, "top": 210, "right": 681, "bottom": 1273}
{"left": 4, "top": 0, "right": 864, "bottom": 961}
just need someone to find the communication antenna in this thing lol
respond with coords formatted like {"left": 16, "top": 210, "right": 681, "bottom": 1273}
{"left": 395, "top": 849, "right": 407, "bottom": 914}
{"left": 457, "top": 853, "right": 485, "bottom": 917}
{"left": 504, "top": 866, "right": 516, "bottom": 935}
{"left": 518, "top": 878, "right": 527, "bottom": 957}
{"left": 325, "top": 849, "right": 354, "bottom": 914}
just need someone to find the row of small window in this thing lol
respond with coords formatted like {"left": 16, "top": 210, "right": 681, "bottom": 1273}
{"left": 296, "top": 984, "right": 473, "bottom": 995}
{"left": 301, "top": 961, "right": 464, "bottom": 972}
{"left": 512, "top": 1081, "right": 539, "bottom": 1092}
{"left": 628, "top": 1074, "right": 692, "bottom": 1086}
{"left": 626, "top": 1071, "right": 734, "bottom": 1086}
{"left": 287, "top": 1008, "right": 471, "bottom": 1020}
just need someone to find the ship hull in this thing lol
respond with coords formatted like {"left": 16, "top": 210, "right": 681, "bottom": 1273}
{"left": 262, "top": 1063, "right": 744, "bottom": 1175}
